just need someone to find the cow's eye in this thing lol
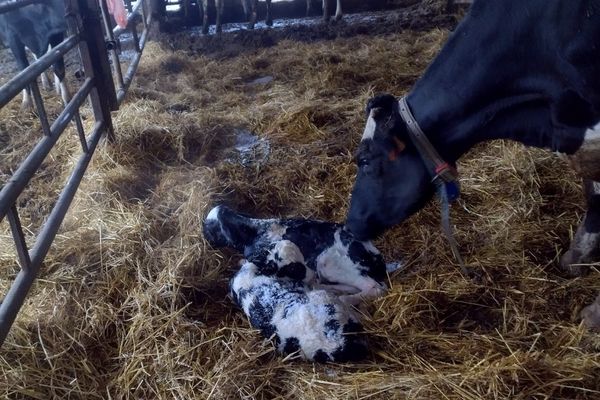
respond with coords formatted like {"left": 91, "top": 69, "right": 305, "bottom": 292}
{"left": 357, "top": 157, "right": 370, "bottom": 167}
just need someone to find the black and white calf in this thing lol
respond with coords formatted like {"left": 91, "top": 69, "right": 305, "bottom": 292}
{"left": 203, "top": 205, "right": 388, "bottom": 305}
{"left": 203, "top": 205, "right": 390, "bottom": 361}
{"left": 0, "top": 0, "right": 69, "bottom": 109}
{"left": 230, "top": 240, "right": 367, "bottom": 362}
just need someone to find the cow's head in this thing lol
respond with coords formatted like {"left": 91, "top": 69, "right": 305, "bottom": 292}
{"left": 346, "top": 94, "right": 436, "bottom": 240}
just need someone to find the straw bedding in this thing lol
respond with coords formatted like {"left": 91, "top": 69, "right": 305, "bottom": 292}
{"left": 0, "top": 2, "right": 599, "bottom": 398}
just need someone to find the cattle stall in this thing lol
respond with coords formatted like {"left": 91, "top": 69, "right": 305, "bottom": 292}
{"left": 0, "top": 0, "right": 153, "bottom": 345}
{"left": 0, "top": 0, "right": 598, "bottom": 399}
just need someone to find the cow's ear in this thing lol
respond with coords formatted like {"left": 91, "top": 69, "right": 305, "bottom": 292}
{"left": 365, "top": 94, "right": 398, "bottom": 118}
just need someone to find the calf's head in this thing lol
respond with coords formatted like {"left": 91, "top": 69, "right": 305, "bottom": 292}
{"left": 346, "top": 94, "right": 435, "bottom": 240}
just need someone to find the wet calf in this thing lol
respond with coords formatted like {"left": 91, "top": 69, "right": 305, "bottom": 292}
{"left": 203, "top": 205, "right": 388, "bottom": 305}
{"left": 230, "top": 240, "right": 367, "bottom": 362}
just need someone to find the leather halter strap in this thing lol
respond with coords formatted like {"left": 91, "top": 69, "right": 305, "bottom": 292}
{"left": 398, "top": 96, "right": 459, "bottom": 187}
{"left": 397, "top": 96, "right": 470, "bottom": 276}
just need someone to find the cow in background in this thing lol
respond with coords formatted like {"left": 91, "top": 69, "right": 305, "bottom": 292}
{"left": 0, "top": 0, "right": 128, "bottom": 109}
{"left": 0, "top": 0, "right": 69, "bottom": 108}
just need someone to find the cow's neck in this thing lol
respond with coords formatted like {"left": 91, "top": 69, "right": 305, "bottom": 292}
{"left": 405, "top": 0, "right": 591, "bottom": 162}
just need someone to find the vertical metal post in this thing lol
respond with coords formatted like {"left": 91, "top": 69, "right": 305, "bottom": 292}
{"left": 66, "top": 0, "right": 118, "bottom": 140}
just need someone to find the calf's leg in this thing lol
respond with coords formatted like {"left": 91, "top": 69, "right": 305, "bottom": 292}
{"left": 560, "top": 180, "right": 600, "bottom": 276}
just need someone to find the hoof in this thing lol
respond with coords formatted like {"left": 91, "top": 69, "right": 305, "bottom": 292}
{"left": 581, "top": 295, "right": 600, "bottom": 331}
{"left": 559, "top": 250, "right": 588, "bottom": 277}
{"left": 266, "top": 18, "right": 273, "bottom": 27}
{"left": 247, "top": 22, "right": 255, "bottom": 30}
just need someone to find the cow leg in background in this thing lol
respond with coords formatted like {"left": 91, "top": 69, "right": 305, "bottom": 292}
{"left": 306, "top": 0, "right": 312, "bottom": 16}
{"left": 322, "top": 0, "right": 330, "bottom": 22}
{"left": 334, "top": 0, "right": 342, "bottom": 21}
{"left": 49, "top": 34, "right": 70, "bottom": 106}
{"left": 265, "top": 0, "right": 272, "bottom": 26}
{"left": 201, "top": 0, "right": 209, "bottom": 34}
{"left": 215, "top": 0, "right": 224, "bottom": 33}
{"left": 240, "top": 0, "right": 250, "bottom": 21}
{"left": 247, "top": 0, "right": 258, "bottom": 29}
{"left": 7, "top": 41, "right": 32, "bottom": 109}
{"left": 182, "top": 0, "right": 190, "bottom": 19}
{"left": 560, "top": 180, "right": 600, "bottom": 276}
{"left": 30, "top": 49, "right": 52, "bottom": 91}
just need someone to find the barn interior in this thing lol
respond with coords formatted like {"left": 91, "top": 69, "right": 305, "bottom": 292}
{"left": 0, "top": 0, "right": 599, "bottom": 398}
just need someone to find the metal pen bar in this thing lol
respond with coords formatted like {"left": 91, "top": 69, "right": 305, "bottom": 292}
{"left": 0, "top": 0, "right": 41, "bottom": 13}
{"left": 73, "top": 111, "right": 88, "bottom": 153}
{"left": 0, "top": 78, "right": 94, "bottom": 221}
{"left": 99, "top": 0, "right": 125, "bottom": 90}
{"left": 0, "top": 35, "right": 79, "bottom": 109}
{"left": 0, "top": 120, "right": 105, "bottom": 346}
{"left": 116, "top": 25, "right": 148, "bottom": 104}
{"left": 29, "top": 81, "right": 51, "bottom": 137}
{"left": 130, "top": 18, "right": 141, "bottom": 53}
{"left": 7, "top": 206, "right": 32, "bottom": 272}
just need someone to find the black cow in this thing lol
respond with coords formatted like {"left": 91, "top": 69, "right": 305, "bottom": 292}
{"left": 345, "top": 0, "right": 600, "bottom": 327}
{"left": 0, "top": 0, "right": 69, "bottom": 108}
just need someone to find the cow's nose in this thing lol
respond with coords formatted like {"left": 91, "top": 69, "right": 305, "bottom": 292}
{"left": 345, "top": 217, "right": 377, "bottom": 241}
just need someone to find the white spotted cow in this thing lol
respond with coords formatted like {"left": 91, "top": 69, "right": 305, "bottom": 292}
{"left": 203, "top": 205, "right": 390, "bottom": 361}
{"left": 230, "top": 241, "right": 367, "bottom": 362}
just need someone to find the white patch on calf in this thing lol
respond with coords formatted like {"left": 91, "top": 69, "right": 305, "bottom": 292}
{"left": 231, "top": 261, "right": 365, "bottom": 362}
{"left": 316, "top": 230, "right": 386, "bottom": 303}
{"left": 361, "top": 110, "right": 378, "bottom": 141}
{"left": 206, "top": 206, "right": 221, "bottom": 221}
{"left": 571, "top": 121, "right": 600, "bottom": 181}
{"left": 584, "top": 122, "right": 600, "bottom": 142}
{"left": 266, "top": 223, "right": 287, "bottom": 241}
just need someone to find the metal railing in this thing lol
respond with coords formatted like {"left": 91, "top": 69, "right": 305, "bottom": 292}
{"left": 0, "top": 0, "right": 153, "bottom": 346}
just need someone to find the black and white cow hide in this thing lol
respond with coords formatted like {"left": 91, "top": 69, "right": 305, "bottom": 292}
{"left": 0, "top": 0, "right": 69, "bottom": 109}
{"left": 230, "top": 240, "right": 367, "bottom": 362}
{"left": 203, "top": 205, "right": 390, "bottom": 362}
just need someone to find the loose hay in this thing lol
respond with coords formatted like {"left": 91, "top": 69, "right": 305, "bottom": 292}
{"left": 1, "top": 5, "right": 599, "bottom": 399}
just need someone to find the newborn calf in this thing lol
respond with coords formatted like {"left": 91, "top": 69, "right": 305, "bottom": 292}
{"left": 230, "top": 241, "right": 368, "bottom": 362}
{"left": 203, "top": 205, "right": 387, "bottom": 304}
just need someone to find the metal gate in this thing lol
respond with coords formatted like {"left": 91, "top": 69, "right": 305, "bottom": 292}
{"left": 0, "top": 0, "right": 153, "bottom": 345}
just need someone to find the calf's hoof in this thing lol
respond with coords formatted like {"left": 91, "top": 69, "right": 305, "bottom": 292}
{"left": 581, "top": 295, "right": 600, "bottom": 331}
{"left": 559, "top": 250, "right": 588, "bottom": 277}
